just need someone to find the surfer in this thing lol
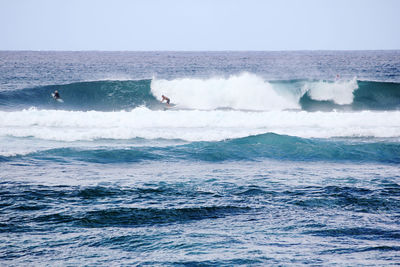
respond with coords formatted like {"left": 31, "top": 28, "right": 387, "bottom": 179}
{"left": 161, "top": 95, "right": 170, "bottom": 106}
{"left": 53, "top": 90, "right": 60, "bottom": 100}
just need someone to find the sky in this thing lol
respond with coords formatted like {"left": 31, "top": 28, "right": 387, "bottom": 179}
{"left": 0, "top": 0, "right": 399, "bottom": 51}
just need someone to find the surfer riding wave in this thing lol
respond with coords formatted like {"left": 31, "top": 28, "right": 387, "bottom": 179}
{"left": 161, "top": 95, "right": 170, "bottom": 106}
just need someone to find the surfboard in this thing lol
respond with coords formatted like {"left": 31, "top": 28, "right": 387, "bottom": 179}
{"left": 162, "top": 103, "right": 177, "bottom": 111}
{"left": 165, "top": 103, "right": 176, "bottom": 109}
{"left": 51, "top": 93, "right": 64, "bottom": 103}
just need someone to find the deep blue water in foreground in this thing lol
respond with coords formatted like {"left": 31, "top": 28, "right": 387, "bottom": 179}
{"left": 1, "top": 51, "right": 400, "bottom": 266}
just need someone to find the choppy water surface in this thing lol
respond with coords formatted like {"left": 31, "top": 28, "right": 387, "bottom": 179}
{"left": 1, "top": 51, "right": 400, "bottom": 266}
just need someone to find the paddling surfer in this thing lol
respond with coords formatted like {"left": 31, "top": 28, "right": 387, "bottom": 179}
{"left": 53, "top": 90, "right": 60, "bottom": 100}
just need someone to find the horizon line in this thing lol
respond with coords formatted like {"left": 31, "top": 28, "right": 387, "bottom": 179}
{"left": 1, "top": 49, "right": 399, "bottom": 52}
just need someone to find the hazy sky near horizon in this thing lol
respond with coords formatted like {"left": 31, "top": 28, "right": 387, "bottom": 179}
{"left": 1, "top": 0, "right": 399, "bottom": 51}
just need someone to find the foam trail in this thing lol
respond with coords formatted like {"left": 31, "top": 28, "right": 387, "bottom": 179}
{"left": 151, "top": 73, "right": 299, "bottom": 110}
{"left": 304, "top": 78, "right": 358, "bottom": 105}
{"left": 1, "top": 108, "right": 400, "bottom": 144}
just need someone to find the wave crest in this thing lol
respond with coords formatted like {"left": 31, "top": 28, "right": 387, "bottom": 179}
{"left": 0, "top": 75, "right": 399, "bottom": 112}
{"left": 151, "top": 73, "right": 299, "bottom": 110}
{"left": 304, "top": 77, "right": 358, "bottom": 105}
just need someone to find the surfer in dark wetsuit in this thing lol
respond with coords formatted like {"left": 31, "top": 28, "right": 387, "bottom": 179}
{"left": 53, "top": 90, "right": 60, "bottom": 99}
{"left": 161, "top": 95, "right": 170, "bottom": 106}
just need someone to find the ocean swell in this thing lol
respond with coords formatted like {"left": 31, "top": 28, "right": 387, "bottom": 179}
{"left": 4, "top": 133, "right": 399, "bottom": 164}
{"left": 0, "top": 74, "right": 399, "bottom": 112}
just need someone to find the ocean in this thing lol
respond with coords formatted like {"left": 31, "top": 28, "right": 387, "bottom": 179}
{"left": 1, "top": 51, "right": 399, "bottom": 266}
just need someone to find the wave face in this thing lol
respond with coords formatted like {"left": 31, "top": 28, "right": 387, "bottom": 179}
{"left": 0, "top": 79, "right": 160, "bottom": 111}
{"left": 1, "top": 108, "right": 400, "bottom": 164}
{"left": 1, "top": 74, "right": 400, "bottom": 112}
{"left": 2, "top": 133, "right": 400, "bottom": 164}
{"left": 300, "top": 80, "right": 400, "bottom": 111}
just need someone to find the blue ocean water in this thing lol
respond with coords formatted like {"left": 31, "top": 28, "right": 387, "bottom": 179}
{"left": 1, "top": 51, "right": 400, "bottom": 266}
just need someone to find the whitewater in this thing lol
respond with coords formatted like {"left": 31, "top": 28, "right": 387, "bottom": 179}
{"left": 1, "top": 51, "right": 399, "bottom": 266}
{"left": 1, "top": 108, "right": 400, "bottom": 143}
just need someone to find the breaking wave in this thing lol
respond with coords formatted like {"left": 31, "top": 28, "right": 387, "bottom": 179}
{"left": 0, "top": 73, "right": 399, "bottom": 112}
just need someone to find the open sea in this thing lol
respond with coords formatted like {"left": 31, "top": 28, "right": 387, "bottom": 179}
{"left": 1, "top": 51, "right": 400, "bottom": 266}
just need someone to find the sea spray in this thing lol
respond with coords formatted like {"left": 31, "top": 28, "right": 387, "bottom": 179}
{"left": 151, "top": 73, "right": 299, "bottom": 110}
{"left": 303, "top": 77, "right": 358, "bottom": 105}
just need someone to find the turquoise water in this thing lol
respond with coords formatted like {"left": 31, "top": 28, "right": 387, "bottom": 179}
{"left": 1, "top": 51, "right": 400, "bottom": 266}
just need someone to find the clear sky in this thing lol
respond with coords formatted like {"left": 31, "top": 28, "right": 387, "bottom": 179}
{"left": 1, "top": 0, "right": 399, "bottom": 51}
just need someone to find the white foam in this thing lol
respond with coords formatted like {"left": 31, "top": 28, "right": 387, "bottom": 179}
{"left": 151, "top": 74, "right": 360, "bottom": 109}
{"left": 1, "top": 108, "right": 400, "bottom": 147}
{"left": 151, "top": 73, "right": 299, "bottom": 111}
{"left": 303, "top": 77, "right": 358, "bottom": 105}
